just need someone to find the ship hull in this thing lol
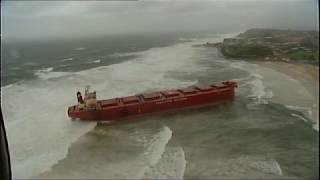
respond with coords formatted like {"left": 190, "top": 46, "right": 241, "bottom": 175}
{"left": 67, "top": 82, "right": 237, "bottom": 121}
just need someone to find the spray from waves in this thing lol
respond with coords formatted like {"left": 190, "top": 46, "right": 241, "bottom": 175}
{"left": 230, "top": 61, "right": 273, "bottom": 106}
{"left": 246, "top": 73, "right": 274, "bottom": 105}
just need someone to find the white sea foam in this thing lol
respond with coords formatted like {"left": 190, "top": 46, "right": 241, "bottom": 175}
{"left": 238, "top": 156, "right": 283, "bottom": 176}
{"left": 246, "top": 73, "right": 273, "bottom": 105}
{"left": 286, "top": 105, "right": 312, "bottom": 114}
{"left": 38, "top": 67, "right": 53, "bottom": 73}
{"left": 82, "top": 125, "right": 173, "bottom": 179}
{"left": 108, "top": 51, "right": 140, "bottom": 58}
{"left": 61, "top": 57, "right": 73, "bottom": 61}
{"left": 74, "top": 47, "right": 86, "bottom": 51}
{"left": 230, "top": 61, "right": 274, "bottom": 105}
{"left": 286, "top": 105, "right": 319, "bottom": 131}
{"left": 92, "top": 59, "right": 101, "bottom": 64}
{"left": 248, "top": 159, "right": 283, "bottom": 176}
{"left": 313, "top": 123, "right": 319, "bottom": 131}
{"left": 230, "top": 60, "right": 318, "bottom": 130}
{"left": 291, "top": 113, "right": 309, "bottom": 122}
{"left": 143, "top": 146, "right": 187, "bottom": 179}
{"left": 2, "top": 82, "right": 96, "bottom": 178}
{"left": 34, "top": 68, "right": 71, "bottom": 81}
{"left": 2, "top": 34, "right": 220, "bottom": 178}
{"left": 139, "top": 126, "right": 173, "bottom": 178}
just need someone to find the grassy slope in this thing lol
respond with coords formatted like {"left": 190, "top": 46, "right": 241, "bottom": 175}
{"left": 221, "top": 45, "right": 273, "bottom": 59}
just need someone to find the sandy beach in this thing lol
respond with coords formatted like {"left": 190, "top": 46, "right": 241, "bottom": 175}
{"left": 256, "top": 61, "right": 319, "bottom": 130}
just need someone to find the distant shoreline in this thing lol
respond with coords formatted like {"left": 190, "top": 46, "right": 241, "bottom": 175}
{"left": 194, "top": 28, "right": 319, "bottom": 66}
{"left": 193, "top": 29, "right": 319, "bottom": 130}
{"left": 255, "top": 60, "right": 319, "bottom": 130}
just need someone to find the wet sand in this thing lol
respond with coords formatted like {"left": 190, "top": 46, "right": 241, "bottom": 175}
{"left": 256, "top": 61, "right": 319, "bottom": 130}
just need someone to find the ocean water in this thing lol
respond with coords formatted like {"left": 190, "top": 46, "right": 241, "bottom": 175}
{"left": 1, "top": 32, "right": 318, "bottom": 179}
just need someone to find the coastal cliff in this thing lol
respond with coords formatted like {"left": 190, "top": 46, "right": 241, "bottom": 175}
{"left": 223, "top": 29, "right": 319, "bottom": 64}
{"left": 196, "top": 29, "right": 319, "bottom": 64}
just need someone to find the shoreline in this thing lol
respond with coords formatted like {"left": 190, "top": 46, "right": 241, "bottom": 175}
{"left": 254, "top": 60, "right": 319, "bottom": 130}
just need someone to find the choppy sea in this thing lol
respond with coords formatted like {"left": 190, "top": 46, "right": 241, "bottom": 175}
{"left": 1, "top": 32, "right": 318, "bottom": 179}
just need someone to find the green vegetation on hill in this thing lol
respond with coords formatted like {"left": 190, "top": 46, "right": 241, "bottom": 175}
{"left": 286, "top": 50, "right": 319, "bottom": 63}
{"left": 219, "top": 29, "right": 319, "bottom": 65}
{"left": 221, "top": 45, "right": 273, "bottom": 58}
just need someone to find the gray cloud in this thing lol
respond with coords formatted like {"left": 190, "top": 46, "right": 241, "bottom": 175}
{"left": 2, "top": 0, "right": 319, "bottom": 42}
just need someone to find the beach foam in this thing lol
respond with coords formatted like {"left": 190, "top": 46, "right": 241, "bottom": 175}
{"left": 230, "top": 60, "right": 317, "bottom": 130}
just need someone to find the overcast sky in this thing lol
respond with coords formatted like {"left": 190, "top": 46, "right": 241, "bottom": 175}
{"left": 2, "top": 0, "right": 319, "bottom": 42}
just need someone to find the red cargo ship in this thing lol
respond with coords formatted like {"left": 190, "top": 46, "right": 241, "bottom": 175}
{"left": 67, "top": 81, "right": 237, "bottom": 121}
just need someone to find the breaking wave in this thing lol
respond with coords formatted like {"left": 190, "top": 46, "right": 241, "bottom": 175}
{"left": 291, "top": 113, "right": 309, "bottom": 122}
{"left": 2, "top": 36, "right": 214, "bottom": 178}
{"left": 34, "top": 67, "right": 71, "bottom": 81}
{"left": 230, "top": 61, "right": 274, "bottom": 106}
{"left": 143, "top": 146, "right": 187, "bottom": 179}
{"left": 91, "top": 59, "right": 101, "bottom": 64}
{"left": 108, "top": 52, "right": 140, "bottom": 58}
{"left": 4, "top": 32, "right": 307, "bottom": 178}
{"left": 138, "top": 126, "right": 174, "bottom": 178}
{"left": 61, "top": 57, "right": 73, "bottom": 62}
{"left": 243, "top": 156, "right": 283, "bottom": 176}
{"left": 246, "top": 73, "right": 274, "bottom": 105}
{"left": 37, "top": 67, "right": 53, "bottom": 73}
